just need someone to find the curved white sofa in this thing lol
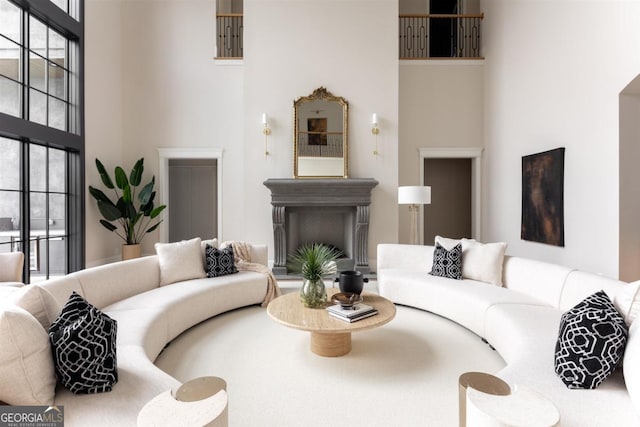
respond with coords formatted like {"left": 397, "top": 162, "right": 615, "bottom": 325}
{"left": 377, "top": 243, "right": 639, "bottom": 426}
{"left": 4, "top": 244, "right": 269, "bottom": 426}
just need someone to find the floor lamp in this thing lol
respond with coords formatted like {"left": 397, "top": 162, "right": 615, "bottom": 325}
{"left": 398, "top": 186, "right": 432, "bottom": 245}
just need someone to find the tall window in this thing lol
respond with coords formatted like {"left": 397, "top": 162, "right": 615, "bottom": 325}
{"left": 0, "top": 0, "right": 84, "bottom": 282}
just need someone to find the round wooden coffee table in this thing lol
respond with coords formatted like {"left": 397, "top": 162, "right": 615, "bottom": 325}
{"left": 267, "top": 288, "right": 396, "bottom": 357}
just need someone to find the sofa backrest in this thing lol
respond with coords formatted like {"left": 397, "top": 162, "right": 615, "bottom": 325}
{"left": 559, "top": 270, "right": 625, "bottom": 311}
{"left": 377, "top": 244, "right": 434, "bottom": 273}
{"left": 72, "top": 255, "right": 161, "bottom": 309}
{"left": 502, "top": 256, "right": 574, "bottom": 308}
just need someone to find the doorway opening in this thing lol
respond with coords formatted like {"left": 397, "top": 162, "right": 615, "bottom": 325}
{"left": 158, "top": 148, "right": 224, "bottom": 243}
{"left": 419, "top": 147, "right": 482, "bottom": 245}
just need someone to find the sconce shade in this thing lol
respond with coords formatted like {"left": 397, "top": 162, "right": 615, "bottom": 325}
{"left": 372, "top": 113, "right": 378, "bottom": 126}
{"left": 398, "top": 186, "right": 431, "bottom": 205}
{"left": 262, "top": 113, "right": 268, "bottom": 125}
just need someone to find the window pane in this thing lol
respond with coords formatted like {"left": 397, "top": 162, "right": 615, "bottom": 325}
{"left": 0, "top": 75, "right": 20, "bottom": 117}
{"left": 29, "top": 17, "right": 47, "bottom": 57}
{"left": 0, "top": 191, "right": 20, "bottom": 238}
{"left": 49, "top": 236, "right": 66, "bottom": 277}
{"left": 49, "top": 64, "right": 66, "bottom": 98}
{"left": 29, "top": 236, "right": 45, "bottom": 281}
{"left": 29, "top": 144, "right": 47, "bottom": 192}
{"left": 49, "top": 193, "right": 66, "bottom": 227}
{"left": 0, "top": 138, "right": 20, "bottom": 191}
{"left": 48, "top": 96, "right": 66, "bottom": 131}
{"left": 49, "top": 148, "right": 66, "bottom": 192}
{"left": 0, "top": 38, "right": 21, "bottom": 81}
{"left": 29, "top": 54, "right": 46, "bottom": 92}
{"left": 48, "top": 29, "right": 66, "bottom": 68}
{"left": 0, "top": 0, "right": 21, "bottom": 43}
{"left": 29, "top": 89, "right": 46, "bottom": 125}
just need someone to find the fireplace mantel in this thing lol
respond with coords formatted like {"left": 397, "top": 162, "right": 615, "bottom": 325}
{"left": 264, "top": 178, "right": 378, "bottom": 276}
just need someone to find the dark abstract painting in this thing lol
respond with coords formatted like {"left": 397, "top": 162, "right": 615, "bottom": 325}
{"left": 521, "top": 148, "right": 565, "bottom": 247}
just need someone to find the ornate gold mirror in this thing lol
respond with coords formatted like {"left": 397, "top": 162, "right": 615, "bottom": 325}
{"left": 293, "top": 87, "right": 348, "bottom": 178}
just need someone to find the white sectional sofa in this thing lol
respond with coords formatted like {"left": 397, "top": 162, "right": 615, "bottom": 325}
{"left": 377, "top": 243, "right": 640, "bottom": 426}
{"left": 1, "top": 244, "right": 269, "bottom": 426}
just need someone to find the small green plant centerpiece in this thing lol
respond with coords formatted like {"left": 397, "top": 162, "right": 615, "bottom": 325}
{"left": 287, "top": 243, "right": 341, "bottom": 308}
{"left": 89, "top": 158, "right": 166, "bottom": 258}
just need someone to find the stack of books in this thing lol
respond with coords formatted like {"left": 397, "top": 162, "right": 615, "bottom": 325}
{"left": 326, "top": 303, "right": 378, "bottom": 323}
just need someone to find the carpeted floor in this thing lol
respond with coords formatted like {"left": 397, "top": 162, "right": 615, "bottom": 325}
{"left": 155, "top": 282, "right": 505, "bottom": 427}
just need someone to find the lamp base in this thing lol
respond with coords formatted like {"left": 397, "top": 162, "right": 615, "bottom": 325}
{"left": 409, "top": 204, "right": 420, "bottom": 245}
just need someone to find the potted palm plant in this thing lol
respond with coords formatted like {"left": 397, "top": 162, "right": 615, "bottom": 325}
{"left": 287, "top": 243, "right": 341, "bottom": 308}
{"left": 89, "top": 158, "right": 166, "bottom": 260}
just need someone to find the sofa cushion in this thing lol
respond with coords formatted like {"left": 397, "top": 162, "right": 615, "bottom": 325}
{"left": 13, "top": 284, "right": 61, "bottom": 329}
{"left": 378, "top": 268, "right": 547, "bottom": 337}
{"left": 205, "top": 244, "right": 238, "bottom": 278}
{"left": 461, "top": 239, "right": 507, "bottom": 286}
{"left": 502, "top": 256, "right": 573, "bottom": 308}
{"left": 614, "top": 280, "right": 640, "bottom": 327}
{"left": 201, "top": 238, "right": 218, "bottom": 266}
{"left": 155, "top": 238, "right": 205, "bottom": 286}
{"left": 429, "top": 243, "right": 462, "bottom": 280}
{"left": 624, "top": 319, "right": 640, "bottom": 418}
{"left": 554, "top": 291, "right": 627, "bottom": 389}
{"left": 49, "top": 292, "right": 118, "bottom": 394}
{"left": 0, "top": 306, "right": 56, "bottom": 405}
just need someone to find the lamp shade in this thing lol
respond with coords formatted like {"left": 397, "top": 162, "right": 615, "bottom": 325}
{"left": 398, "top": 186, "right": 431, "bottom": 205}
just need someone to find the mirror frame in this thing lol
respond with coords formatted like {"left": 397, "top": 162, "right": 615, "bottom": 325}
{"left": 293, "top": 87, "right": 348, "bottom": 178}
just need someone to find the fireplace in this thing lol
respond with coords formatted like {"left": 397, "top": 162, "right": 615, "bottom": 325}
{"left": 263, "top": 178, "right": 378, "bottom": 276}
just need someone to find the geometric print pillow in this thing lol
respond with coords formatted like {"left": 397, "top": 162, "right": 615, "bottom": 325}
{"left": 48, "top": 292, "right": 118, "bottom": 394}
{"left": 205, "top": 244, "right": 238, "bottom": 278}
{"left": 554, "top": 290, "right": 628, "bottom": 389}
{"left": 429, "top": 242, "right": 462, "bottom": 280}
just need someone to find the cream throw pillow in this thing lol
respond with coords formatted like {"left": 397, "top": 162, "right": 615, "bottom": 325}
{"left": 435, "top": 235, "right": 477, "bottom": 251}
{"left": 0, "top": 307, "right": 56, "bottom": 405}
{"left": 614, "top": 280, "right": 640, "bottom": 327}
{"left": 460, "top": 239, "right": 507, "bottom": 286}
{"left": 155, "top": 237, "right": 206, "bottom": 286}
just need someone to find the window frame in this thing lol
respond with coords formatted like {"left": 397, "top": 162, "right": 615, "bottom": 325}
{"left": 0, "top": 0, "right": 84, "bottom": 282}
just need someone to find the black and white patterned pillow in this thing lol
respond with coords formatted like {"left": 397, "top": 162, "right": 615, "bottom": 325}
{"left": 554, "top": 290, "right": 628, "bottom": 389}
{"left": 429, "top": 242, "right": 462, "bottom": 280}
{"left": 205, "top": 244, "right": 238, "bottom": 278}
{"left": 48, "top": 292, "right": 118, "bottom": 394}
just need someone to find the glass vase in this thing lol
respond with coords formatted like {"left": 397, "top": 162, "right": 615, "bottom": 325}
{"left": 300, "top": 278, "right": 327, "bottom": 308}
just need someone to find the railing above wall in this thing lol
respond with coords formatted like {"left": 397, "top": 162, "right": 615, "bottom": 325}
{"left": 216, "top": 13, "right": 243, "bottom": 59}
{"left": 214, "top": 13, "right": 483, "bottom": 60}
{"left": 399, "top": 14, "right": 484, "bottom": 60}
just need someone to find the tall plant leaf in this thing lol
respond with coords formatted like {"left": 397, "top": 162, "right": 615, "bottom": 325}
{"left": 99, "top": 220, "right": 117, "bottom": 232}
{"left": 114, "top": 167, "right": 128, "bottom": 190}
{"left": 146, "top": 221, "right": 162, "bottom": 234}
{"left": 88, "top": 186, "right": 111, "bottom": 203}
{"left": 138, "top": 178, "right": 154, "bottom": 205}
{"left": 97, "top": 200, "right": 121, "bottom": 221}
{"left": 122, "top": 184, "right": 132, "bottom": 203}
{"left": 150, "top": 205, "right": 166, "bottom": 219}
{"left": 95, "top": 159, "right": 114, "bottom": 189}
{"left": 129, "top": 158, "right": 144, "bottom": 186}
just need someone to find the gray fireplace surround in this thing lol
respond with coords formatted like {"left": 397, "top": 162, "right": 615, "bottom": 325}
{"left": 263, "top": 178, "right": 378, "bottom": 276}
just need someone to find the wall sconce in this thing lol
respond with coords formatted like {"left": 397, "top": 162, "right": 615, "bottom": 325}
{"left": 371, "top": 113, "right": 380, "bottom": 155}
{"left": 262, "top": 113, "right": 271, "bottom": 158}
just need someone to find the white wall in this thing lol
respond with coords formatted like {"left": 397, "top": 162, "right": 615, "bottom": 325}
{"left": 85, "top": 0, "right": 126, "bottom": 265}
{"left": 243, "top": 0, "right": 399, "bottom": 269}
{"left": 398, "top": 61, "right": 484, "bottom": 243}
{"left": 85, "top": 0, "right": 399, "bottom": 268}
{"left": 482, "top": 0, "right": 640, "bottom": 278}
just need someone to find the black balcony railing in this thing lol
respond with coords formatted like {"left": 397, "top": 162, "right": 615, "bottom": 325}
{"left": 216, "top": 14, "right": 243, "bottom": 59}
{"left": 399, "top": 14, "right": 483, "bottom": 59}
{"left": 214, "top": 13, "right": 482, "bottom": 60}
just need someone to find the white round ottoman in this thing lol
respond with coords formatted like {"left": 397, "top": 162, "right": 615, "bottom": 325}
{"left": 138, "top": 377, "right": 228, "bottom": 427}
